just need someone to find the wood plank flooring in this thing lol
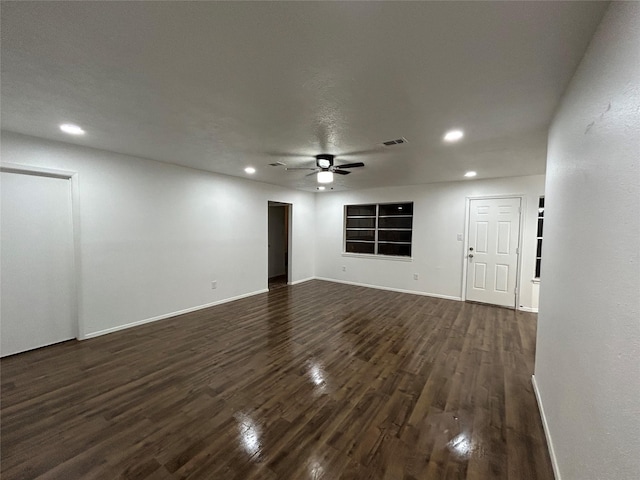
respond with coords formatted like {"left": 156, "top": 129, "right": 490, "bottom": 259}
{"left": 1, "top": 280, "right": 554, "bottom": 479}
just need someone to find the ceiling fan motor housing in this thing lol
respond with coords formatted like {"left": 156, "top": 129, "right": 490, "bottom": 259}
{"left": 316, "top": 154, "right": 334, "bottom": 169}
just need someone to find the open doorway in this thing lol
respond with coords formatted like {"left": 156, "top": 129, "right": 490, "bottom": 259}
{"left": 268, "top": 201, "right": 291, "bottom": 290}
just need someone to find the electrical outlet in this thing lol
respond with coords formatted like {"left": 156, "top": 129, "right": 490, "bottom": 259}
{"left": 211, "top": 280, "right": 217, "bottom": 289}
{"left": 342, "top": 266, "right": 346, "bottom": 272}
{"left": 413, "top": 273, "right": 419, "bottom": 280}
{"left": 457, "top": 233, "right": 463, "bottom": 241}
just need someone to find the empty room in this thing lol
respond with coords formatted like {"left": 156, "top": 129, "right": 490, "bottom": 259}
{"left": 1, "top": 2, "right": 638, "bottom": 480}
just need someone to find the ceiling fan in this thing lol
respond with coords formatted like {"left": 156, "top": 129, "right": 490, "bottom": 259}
{"left": 285, "top": 154, "right": 364, "bottom": 183}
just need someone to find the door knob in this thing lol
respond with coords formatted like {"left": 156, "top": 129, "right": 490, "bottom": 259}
{"left": 469, "top": 254, "right": 474, "bottom": 259}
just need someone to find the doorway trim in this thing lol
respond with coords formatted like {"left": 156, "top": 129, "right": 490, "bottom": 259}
{"left": 267, "top": 201, "right": 293, "bottom": 288}
{"left": 1, "top": 162, "right": 84, "bottom": 339}
{"left": 286, "top": 204, "right": 292, "bottom": 285}
{"left": 461, "top": 194, "right": 526, "bottom": 309}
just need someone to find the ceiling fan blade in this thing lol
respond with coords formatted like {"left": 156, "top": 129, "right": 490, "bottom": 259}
{"left": 305, "top": 171, "right": 319, "bottom": 177}
{"left": 286, "top": 167, "right": 317, "bottom": 171}
{"left": 333, "top": 169, "right": 351, "bottom": 175}
{"left": 336, "top": 162, "right": 365, "bottom": 169}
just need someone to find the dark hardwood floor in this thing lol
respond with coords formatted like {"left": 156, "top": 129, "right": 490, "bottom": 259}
{"left": 1, "top": 280, "right": 553, "bottom": 479}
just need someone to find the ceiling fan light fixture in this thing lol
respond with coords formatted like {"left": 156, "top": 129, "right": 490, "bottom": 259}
{"left": 316, "top": 154, "right": 334, "bottom": 169}
{"left": 317, "top": 171, "right": 334, "bottom": 183}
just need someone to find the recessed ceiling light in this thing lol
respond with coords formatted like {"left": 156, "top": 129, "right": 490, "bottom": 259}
{"left": 444, "top": 129, "right": 464, "bottom": 142}
{"left": 317, "top": 186, "right": 326, "bottom": 191}
{"left": 244, "top": 167, "right": 256, "bottom": 174}
{"left": 59, "top": 123, "right": 85, "bottom": 135}
{"left": 464, "top": 171, "right": 477, "bottom": 177}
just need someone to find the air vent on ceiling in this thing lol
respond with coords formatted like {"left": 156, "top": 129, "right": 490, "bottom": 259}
{"left": 268, "top": 161, "right": 286, "bottom": 167}
{"left": 382, "top": 137, "right": 408, "bottom": 146}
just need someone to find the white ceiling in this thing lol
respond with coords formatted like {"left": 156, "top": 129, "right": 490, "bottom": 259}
{"left": 0, "top": 1, "right": 608, "bottom": 192}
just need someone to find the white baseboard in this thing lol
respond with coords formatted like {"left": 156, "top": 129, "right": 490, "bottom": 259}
{"left": 83, "top": 288, "right": 269, "bottom": 339}
{"left": 314, "top": 277, "right": 462, "bottom": 301}
{"left": 288, "top": 277, "right": 315, "bottom": 286}
{"left": 532, "top": 375, "right": 560, "bottom": 480}
{"left": 519, "top": 306, "right": 539, "bottom": 313}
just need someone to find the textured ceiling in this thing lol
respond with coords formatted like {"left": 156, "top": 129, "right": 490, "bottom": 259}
{"left": 0, "top": 1, "right": 608, "bottom": 192}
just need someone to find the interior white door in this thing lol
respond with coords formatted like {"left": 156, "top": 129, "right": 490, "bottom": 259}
{"left": 1, "top": 171, "right": 76, "bottom": 357}
{"left": 465, "top": 197, "right": 521, "bottom": 308}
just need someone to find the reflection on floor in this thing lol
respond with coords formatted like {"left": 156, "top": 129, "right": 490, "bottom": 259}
{"left": 0, "top": 280, "right": 554, "bottom": 479}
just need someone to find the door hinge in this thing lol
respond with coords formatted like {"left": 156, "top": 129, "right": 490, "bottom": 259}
{"left": 516, "top": 247, "right": 519, "bottom": 254}
{"left": 514, "top": 287, "right": 518, "bottom": 294}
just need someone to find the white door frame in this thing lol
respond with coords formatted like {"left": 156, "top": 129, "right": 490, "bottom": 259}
{"left": 1, "top": 162, "right": 84, "bottom": 339}
{"left": 286, "top": 203, "right": 292, "bottom": 285}
{"left": 461, "top": 194, "right": 526, "bottom": 309}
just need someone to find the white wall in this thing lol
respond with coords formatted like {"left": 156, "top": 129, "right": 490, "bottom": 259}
{"left": 533, "top": 3, "right": 640, "bottom": 480}
{"left": 315, "top": 175, "right": 545, "bottom": 310}
{"left": 0, "top": 131, "right": 316, "bottom": 338}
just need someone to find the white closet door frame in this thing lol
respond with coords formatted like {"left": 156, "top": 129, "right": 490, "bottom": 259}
{"left": 0, "top": 162, "right": 83, "bottom": 340}
{"left": 461, "top": 194, "right": 526, "bottom": 309}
